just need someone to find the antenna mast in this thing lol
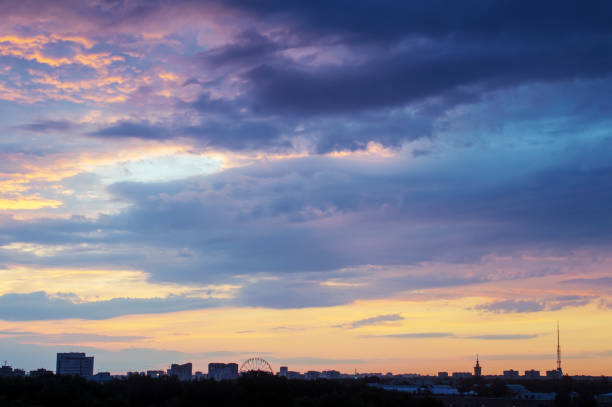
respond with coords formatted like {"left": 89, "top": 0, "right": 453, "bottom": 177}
{"left": 556, "top": 321, "right": 562, "bottom": 373}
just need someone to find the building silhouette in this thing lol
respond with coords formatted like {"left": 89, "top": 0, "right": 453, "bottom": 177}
{"left": 473, "top": 355, "right": 482, "bottom": 377}
{"left": 146, "top": 370, "right": 165, "bottom": 378}
{"left": 56, "top": 353, "right": 94, "bottom": 376}
{"left": 208, "top": 362, "right": 238, "bottom": 381}
{"left": 503, "top": 369, "right": 520, "bottom": 378}
{"left": 167, "top": 363, "right": 192, "bottom": 381}
{"left": 451, "top": 372, "right": 472, "bottom": 379}
{"left": 556, "top": 321, "right": 563, "bottom": 375}
{"left": 30, "top": 368, "right": 54, "bottom": 377}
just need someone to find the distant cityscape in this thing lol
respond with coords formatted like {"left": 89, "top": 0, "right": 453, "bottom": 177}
{"left": 0, "top": 350, "right": 606, "bottom": 383}
{"left": 1, "top": 322, "right": 583, "bottom": 382}
{"left": 2, "top": 349, "right": 612, "bottom": 405}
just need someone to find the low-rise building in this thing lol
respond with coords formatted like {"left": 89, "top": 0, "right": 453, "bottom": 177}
{"left": 29, "top": 368, "right": 54, "bottom": 377}
{"left": 305, "top": 371, "right": 321, "bottom": 380}
{"left": 167, "top": 363, "right": 193, "bottom": 381}
{"left": 321, "top": 370, "right": 340, "bottom": 379}
{"left": 90, "top": 372, "right": 112, "bottom": 383}
{"left": 524, "top": 369, "right": 540, "bottom": 378}
{"left": 208, "top": 362, "right": 238, "bottom": 381}
{"left": 0, "top": 365, "right": 14, "bottom": 376}
{"left": 451, "top": 372, "right": 472, "bottom": 379}
{"left": 503, "top": 369, "right": 520, "bottom": 378}
{"left": 146, "top": 370, "right": 165, "bottom": 378}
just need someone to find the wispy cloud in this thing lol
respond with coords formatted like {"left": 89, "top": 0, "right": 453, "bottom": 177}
{"left": 0, "top": 330, "right": 148, "bottom": 344}
{"left": 474, "top": 297, "right": 592, "bottom": 314}
{"left": 366, "top": 332, "right": 455, "bottom": 339}
{"left": 334, "top": 313, "right": 405, "bottom": 329}
{"left": 464, "top": 334, "right": 538, "bottom": 340}
{"left": 367, "top": 333, "right": 538, "bottom": 341}
{"left": 0, "top": 291, "right": 225, "bottom": 321}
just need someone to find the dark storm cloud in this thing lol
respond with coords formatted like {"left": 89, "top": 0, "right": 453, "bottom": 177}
{"left": 65, "top": 1, "right": 612, "bottom": 152}
{"left": 0, "top": 292, "right": 223, "bottom": 321}
{"left": 243, "top": 31, "right": 612, "bottom": 116}
{"left": 207, "top": 1, "right": 612, "bottom": 118}
{"left": 197, "top": 29, "right": 282, "bottom": 69}
{"left": 226, "top": 1, "right": 612, "bottom": 44}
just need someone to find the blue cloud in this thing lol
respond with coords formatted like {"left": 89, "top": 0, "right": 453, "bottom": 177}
{"left": 334, "top": 314, "right": 405, "bottom": 329}
{"left": 0, "top": 292, "right": 223, "bottom": 321}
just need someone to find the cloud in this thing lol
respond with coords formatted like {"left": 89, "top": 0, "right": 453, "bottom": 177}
{"left": 1, "top": 1, "right": 612, "bottom": 314}
{"left": 15, "top": 120, "right": 73, "bottom": 132}
{"left": 0, "top": 330, "right": 148, "bottom": 343}
{"left": 464, "top": 334, "right": 538, "bottom": 340}
{"left": 88, "top": 121, "right": 170, "bottom": 140}
{"left": 267, "top": 356, "right": 364, "bottom": 365}
{"left": 0, "top": 291, "right": 224, "bottom": 321}
{"left": 370, "top": 332, "right": 455, "bottom": 339}
{"left": 2, "top": 142, "right": 612, "bottom": 309}
{"left": 474, "top": 296, "right": 593, "bottom": 314}
{"left": 474, "top": 300, "right": 545, "bottom": 314}
{"left": 560, "top": 277, "right": 612, "bottom": 286}
{"left": 368, "top": 332, "right": 539, "bottom": 341}
{"left": 485, "top": 350, "right": 612, "bottom": 361}
{"left": 334, "top": 313, "right": 404, "bottom": 329}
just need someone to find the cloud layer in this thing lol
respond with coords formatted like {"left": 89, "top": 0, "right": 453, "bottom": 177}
{"left": 0, "top": 0, "right": 611, "bottom": 374}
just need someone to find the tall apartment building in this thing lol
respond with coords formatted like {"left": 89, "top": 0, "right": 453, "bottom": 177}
{"left": 56, "top": 353, "right": 94, "bottom": 376}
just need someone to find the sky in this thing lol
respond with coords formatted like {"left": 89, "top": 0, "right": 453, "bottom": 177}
{"left": 0, "top": 0, "right": 611, "bottom": 376}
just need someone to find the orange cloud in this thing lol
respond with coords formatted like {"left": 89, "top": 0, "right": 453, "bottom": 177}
{"left": 0, "top": 196, "right": 62, "bottom": 210}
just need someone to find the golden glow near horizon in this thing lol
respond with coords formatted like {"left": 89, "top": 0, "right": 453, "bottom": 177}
{"left": 0, "top": 298, "right": 609, "bottom": 375}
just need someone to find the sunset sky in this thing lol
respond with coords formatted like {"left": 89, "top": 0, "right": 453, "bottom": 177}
{"left": 0, "top": 1, "right": 611, "bottom": 376}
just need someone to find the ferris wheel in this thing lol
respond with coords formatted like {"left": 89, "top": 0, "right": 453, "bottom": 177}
{"left": 239, "top": 357, "right": 274, "bottom": 375}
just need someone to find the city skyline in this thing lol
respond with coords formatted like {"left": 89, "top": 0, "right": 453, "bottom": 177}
{"left": 0, "top": 342, "right": 601, "bottom": 380}
{"left": 0, "top": 324, "right": 601, "bottom": 377}
{"left": 0, "top": 1, "right": 611, "bottom": 376}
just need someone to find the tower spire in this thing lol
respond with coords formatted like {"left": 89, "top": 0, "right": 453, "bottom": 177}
{"left": 474, "top": 354, "right": 482, "bottom": 377}
{"left": 556, "top": 321, "right": 562, "bottom": 374}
